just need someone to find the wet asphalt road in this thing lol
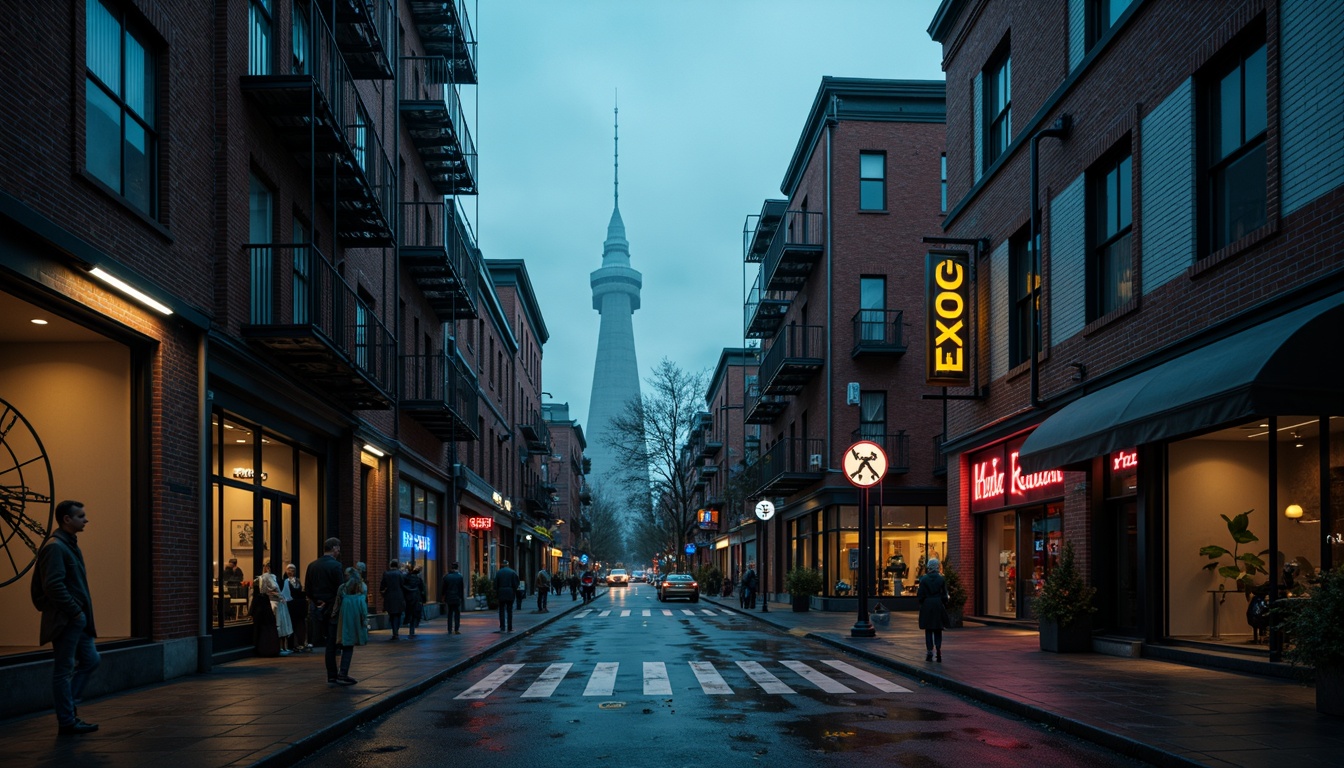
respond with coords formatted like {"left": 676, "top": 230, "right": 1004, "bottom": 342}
{"left": 298, "top": 585, "right": 1150, "bottom": 768}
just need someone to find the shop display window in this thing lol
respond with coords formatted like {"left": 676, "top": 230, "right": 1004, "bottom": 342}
{"left": 803, "top": 505, "right": 947, "bottom": 597}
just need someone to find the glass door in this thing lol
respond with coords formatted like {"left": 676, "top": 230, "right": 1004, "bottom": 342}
{"left": 1112, "top": 499, "right": 1139, "bottom": 633}
{"left": 1019, "top": 504, "right": 1062, "bottom": 620}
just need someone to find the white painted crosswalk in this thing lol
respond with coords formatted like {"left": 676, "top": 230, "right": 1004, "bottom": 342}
{"left": 572, "top": 608, "right": 727, "bottom": 620}
{"left": 454, "top": 659, "right": 910, "bottom": 700}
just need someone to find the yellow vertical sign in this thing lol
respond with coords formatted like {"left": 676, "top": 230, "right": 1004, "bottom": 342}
{"left": 925, "top": 251, "right": 971, "bottom": 387}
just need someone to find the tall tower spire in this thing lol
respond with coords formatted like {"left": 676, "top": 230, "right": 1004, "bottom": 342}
{"left": 588, "top": 96, "right": 643, "bottom": 489}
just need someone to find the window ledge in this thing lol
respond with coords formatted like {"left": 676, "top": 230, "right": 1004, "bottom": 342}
{"left": 1082, "top": 296, "right": 1141, "bottom": 338}
{"left": 858, "top": 209, "right": 890, "bottom": 215}
{"left": 1189, "top": 219, "right": 1279, "bottom": 278}
{"left": 77, "top": 170, "right": 174, "bottom": 243}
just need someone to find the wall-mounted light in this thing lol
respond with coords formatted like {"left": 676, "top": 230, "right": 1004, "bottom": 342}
{"left": 362, "top": 443, "right": 386, "bottom": 458}
{"left": 89, "top": 267, "right": 173, "bottom": 315}
{"left": 30, "top": 318, "right": 48, "bottom": 325}
{"left": 1285, "top": 504, "right": 1304, "bottom": 519}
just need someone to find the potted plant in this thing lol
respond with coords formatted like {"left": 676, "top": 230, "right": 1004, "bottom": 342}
{"left": 1032, "top": 541, "right": 1097, "bottom": 652}
{"left": 943, "top": 560, "right": 968, "bottom": 628}
{"left": 1199, "top": 509, "right": 1269, "bottom": 592}
{"left": 785, "top": 567, "right": 823, "bottom": 612}
{"left": 1277, "top": 564, "right": 1344, "bottom": 717}
{"left": 471, "top": 572, "right": 497, "bottom": 609}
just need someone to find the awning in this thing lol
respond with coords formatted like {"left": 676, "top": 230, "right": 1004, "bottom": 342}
{"left": 1018, "top": 292, "right": 1344, "bottom": 473}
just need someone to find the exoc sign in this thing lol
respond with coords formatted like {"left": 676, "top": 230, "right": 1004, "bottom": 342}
{"left": 925, "top": 250, "right": 971, "bottom": 387}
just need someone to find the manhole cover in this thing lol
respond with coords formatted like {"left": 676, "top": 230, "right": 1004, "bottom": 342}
{"left": 598, "top": 701, "right": 626, "bottom": 710}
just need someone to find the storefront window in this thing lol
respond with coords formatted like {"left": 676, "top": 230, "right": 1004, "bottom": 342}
{"left": 983, "top": 511, "right": 1017, "bottom": 617}
{"left": 398, "top": 478, "right": 442, "bottom": 589}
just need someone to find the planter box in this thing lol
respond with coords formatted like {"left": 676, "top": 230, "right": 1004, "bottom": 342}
{"left": 790, "top": 595, "right": 811, "bottom": 612}
{"left": 1039, "top": 618, "right": 1092, "bottom": 653}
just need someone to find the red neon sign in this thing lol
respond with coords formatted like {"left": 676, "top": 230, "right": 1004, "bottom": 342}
{"left": 968, "top": 436, "right": 1064, "bottom": 512}
{"left": 467, "top": 516, "right": 494, "bottom": 530}
{"left": 1112, "top": 449, "right": 1138, "bottom": 471}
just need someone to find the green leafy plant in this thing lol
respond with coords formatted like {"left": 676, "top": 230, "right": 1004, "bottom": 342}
{"left": 1199, "top": 509, "right": 1268, "bottom": 590}
{"left": 693, "top": 565, "right": 722, "bottom": 597}
{"left": 784, "top": 567, "right": 824, "bottom": 597}
{"left": 1032, "top": 541, "right": 1097, "bottom": 627}
{"left": 1278, "top": 564, "right": 1344, "bottom": 672}
{"left": 471, "top": 572, "right": 497, "bottom": 608}
{"left": 943, "top": 560, "right": 968, "bottom": 611}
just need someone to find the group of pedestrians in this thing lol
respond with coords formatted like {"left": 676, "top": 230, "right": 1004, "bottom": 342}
{"left": 378, "top": 559, "right": 428, "bottom": 641}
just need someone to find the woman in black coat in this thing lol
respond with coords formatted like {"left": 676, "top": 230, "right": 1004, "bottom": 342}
{"left": 380, "top": 560, "right": 408, "bottom": 640}
{"left": 916, "top": 557, "right": 949, "bottom": 662}
{"left": 402, "top": 564, "right": 426, "bottom": 638}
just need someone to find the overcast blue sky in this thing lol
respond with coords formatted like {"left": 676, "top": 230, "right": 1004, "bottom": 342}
{"left": 469, "top": 0, "right": 946, "bottom": 428}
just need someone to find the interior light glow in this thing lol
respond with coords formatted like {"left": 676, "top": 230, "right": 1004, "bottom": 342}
{"left": 89, "top": 267, "right": 173, "bottom": 315}
{"left": 30, "top": 318, "right": 48, "bottom": 325}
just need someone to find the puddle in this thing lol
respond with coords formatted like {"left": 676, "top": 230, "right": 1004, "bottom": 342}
{"left": 783, "top": 711, "right": 955, "bottom": 753}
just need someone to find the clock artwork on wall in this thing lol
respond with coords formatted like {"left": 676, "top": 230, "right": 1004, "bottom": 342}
{"left": 0, "top": 398, "right": 54, "bottom": 587}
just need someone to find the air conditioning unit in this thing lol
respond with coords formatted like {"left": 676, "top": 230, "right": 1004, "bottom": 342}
{"left": 808, "top": 454, "right": 824, "bottom": 470}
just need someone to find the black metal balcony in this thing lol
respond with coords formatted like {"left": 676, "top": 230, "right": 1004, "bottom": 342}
{"left": 324, "top": 0, "right": 394, "bottom": 80}
{"left": 746, "top": 437, "right": 825, "bottom": 497}
{"left": 744, "top": 272, "right": 790, "bottom": 339}
{"left": 744, "top": 385, "right": 787, "bottom": 424}
{"left": 241, "top": 12, "right": 394, "bottom": 245}
{"left": 759, "top": 324, "right": 825, "bottom": 395}
{"left": 701, "top": 439, "right": 723, "bottom": 459}
{"left": 399, "top": 56, "right": 477, "bottom": 195}
{"left": 743, "top": 199, "right": 787, "bottom": 264}
{"left": 243, "top": 244, "right": 394, "bottom": 409}
{"left": 518, "top": 411, "right": 551, "bottom": 454}
{"left": 850, "top": 429, "right": 911, "bottom": 475}
{"left": 400, "top": 352, "right": 479, "bottom": 441}
{"left": 524, "top": 481, "right": 553, "bottom": 513}
{"left": 400, "top": 199, "right": 480, "bottom": 320}
{"left": 933, "top": 433, "right": 947, "bottom": 477}
{"left": 851, "top": 308, "right": 907, "bottom": 358}
{"left": 406, "top": 0, "right": 477, "bottom": 84}
{"left": 761, "top": 210, "right": 824, "bottom": 291}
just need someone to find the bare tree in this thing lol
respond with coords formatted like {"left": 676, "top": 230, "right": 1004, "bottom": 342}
{"left": 582, "top": 482, "right": 626, "bottom": 566}
{"left": 604, "top": 358, "right": 709, "bottom": 562}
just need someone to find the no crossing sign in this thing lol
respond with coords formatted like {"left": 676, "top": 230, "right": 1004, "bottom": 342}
{"left": 844, "top": 441, "right": 888, "bottom": 487}
{"left": 754, "top": 499, "right": 775, "bottom": 521}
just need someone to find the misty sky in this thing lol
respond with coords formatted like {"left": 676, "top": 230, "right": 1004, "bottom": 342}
{"left": 467, "top": 0, "right": 946, "bottom": 429}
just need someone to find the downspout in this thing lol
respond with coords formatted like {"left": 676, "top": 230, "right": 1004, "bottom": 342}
{"left": 825, "top": 96, "right": 837, "bottom": 464}
{"left": 1029, "top": 114, "right": 1071, "bottom": 408}
{"left": 197, "top": 332, "right": 211, "bottom": 672}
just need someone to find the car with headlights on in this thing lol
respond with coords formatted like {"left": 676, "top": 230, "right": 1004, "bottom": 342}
{"left": 657, "top": 573, "right": 699, "bottom": 602}
{"left": 606, "top": 568, "right": 630, "bottom": 586}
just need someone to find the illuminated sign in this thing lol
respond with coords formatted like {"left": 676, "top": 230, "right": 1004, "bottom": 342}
{"left": 1112, "top": 449, "right": 1138, "bottom": 471}
{"left": 467, "top": 516, "right": 494, "bottom": 530}
{"left": 684, "top": 543, "right": 697, "bottom": 555}
{"left": 232, "top": 468, "right": 269, "bottom": 481}
{"left": 697, "top": 508, "right": 720, "bottom": 530}
{"left": 925, "top": 250, "right": 971, "bottom": 387}
{"left": 398, "top": 518, "right": 435, "bottom": 559}
{"left": 968, "top": 434, "right": 1064, "bottom": 513}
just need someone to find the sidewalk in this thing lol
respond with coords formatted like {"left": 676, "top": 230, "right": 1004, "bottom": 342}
{"left": 0, "top": 590, "right": 603, "bottom": 768}
{"left": 703, "top": 594, "right": 1342, "bottom": 768}
{"left": 4, "top": 588, "right": 1340, "bottom": 768}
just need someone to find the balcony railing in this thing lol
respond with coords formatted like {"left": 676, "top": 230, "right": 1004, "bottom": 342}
{"left": 400, "top": 199, "right": 481, "bottom": 319}
{"left": 400, "top": 351, "right": 479, "bottom": 441}
{"left": 406, "top": 0, "right": 477, "bottom": 84}
{"left": 399, "top": 56, "right": 478, "bottom": 195}
{"left": 745, "top": 437, "right": 825, "bottom": 497}
{"left": 761, "top": 210, "right": 824, "bottom": 292}
{"left": 759, "top": 324, "right": 825, "bottom": 394}
{"left": 744, "top": 271, "right": 790, "bottom": 339}
{"left": 851, "top": 309, "right": 907, "bottom": 357}
{"left": 742, "top": 199, "right": 787, "bottom": 264}
{"left": 850, "top": 429, "right": 910, "bottom": 475}
{"left": 518, "top": 410, "right": 551, "bottom": 453}
{"left": 744, "top": 384, "right": 787, "bottom": 424}
{"left": 241, "top": 9, "right": 394, "bottom": 244}
{"left": 243, "top": 243, "right": 394, "bottom": 408}
{"left": 326, "top": 0, "right": 395, "bottom": 79}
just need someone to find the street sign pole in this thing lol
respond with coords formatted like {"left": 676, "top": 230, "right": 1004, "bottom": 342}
{"left": 843, "top": 441, "right": 887, "bottom": 639}
{"left": 754, "top": 500, "right": 776, "bottom": 614}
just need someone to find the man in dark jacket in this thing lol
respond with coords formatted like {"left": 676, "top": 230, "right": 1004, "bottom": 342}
{"left": 494, "top": 561, "right": 521, "bottom": 632}
{"left": 439, "top": 562, "right": 465, "bottom": 634}
{"left": 34, "top": 500, "right": 100, "bottom": 735}
{"left": 379, "top": 560, "right": 407, "bottom": 640}
{"left": 305, "top": 538, "right": 353, "bottom": 685}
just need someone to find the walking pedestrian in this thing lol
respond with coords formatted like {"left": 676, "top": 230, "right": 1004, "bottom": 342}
{"left": 305, "top": 537, "right": 354, "bottom": 685}
{"left": 439, "top": 562, "right": 465, "bottom": 634}
{"left": 579, "top": 568, "right": 596, "bottom": 603}
{"left": 535, "top": 567, "right": 551, "bottom": 612}
{"left": 402, "top": 564, "right": 426, "bottom": 637}
{"left": 569, "top": 571, "right": 579, "bottom": 600}
{"left": 379, "top": 560, "right": 407, "bottom": 641}
{"left": 335, "top": 566, "right": 369, "bottom": 674}
{"left": 259, "top": 561, "right": 293, "bottom": 655}
{"left": 494, "top": 560, "right": 520, "bottom": 632}
{"left": 284, "top": 564, "right": 310, "bottom": 652}
{"left": 917, "top": 557, "right": 950, "bottom": 662}
{"left": 33, "top": 500, "right": 101, "bottom": 735}
{"left": 740, "top": 562, "right": 758, "bottom": 609}
{"left": 554, "top": 570, "right": 565, "bottom": 597}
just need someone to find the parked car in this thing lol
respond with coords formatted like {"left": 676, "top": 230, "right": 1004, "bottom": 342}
{"left": 657, "top": 573, "right": 699, "bottom": 602}
{"left": 632, "top": 570, "right": 647, "bottom": 583}
{"left": 606, "top": 569, "right": 630, "bottom": 586}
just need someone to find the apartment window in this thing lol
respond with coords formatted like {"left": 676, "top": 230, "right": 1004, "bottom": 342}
{"left": 984, "top": 44, "right": 1012, "bottom": 168}
{"left": 940, "top": 153, "right": 948, "bottom": 213}
{"left": 352, "top": 103, "right": 370, "bottom": 172}
{"left": 85, "top": 0, "right": 158, "bottom": 217}
{"left": 291, "top": 2, "right": 310, "bottom": 75}
{"left": 1009, "top": 229, "right": 1035, "bottom": 368}
{"left": 1089, "top": 149, "right": 1133, "bottom": 319}
{"left": 248, "top": 0, "right": 272, "bottom": 75}
{"left": 1204, "top": 32, "right": 1267, "bottom": 253}
{"left": 248, "top": 174, "right": 274, "bottom": 324}
{"left": 859, "top": 276, "right": 886, "bottom": 342}
{"left": 355, "top": 288, "right": 375, "bottom": 371}
{"left": 1087, "top": 0, "right": 1134, "bottom": 51}
{"left": 859, "top": 153, "right": 886, "bottom": 210}
{"left": 859, "top": 392, "right": 886, "bottom": 444}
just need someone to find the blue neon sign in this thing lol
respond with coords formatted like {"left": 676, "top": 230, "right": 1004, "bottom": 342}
{"left": 398, "top": 518, "right": 435, "bottom": 560}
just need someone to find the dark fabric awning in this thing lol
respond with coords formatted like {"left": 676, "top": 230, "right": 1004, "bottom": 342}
{"left": 1017, "top": 292, "right": 1344, "bottom": 473}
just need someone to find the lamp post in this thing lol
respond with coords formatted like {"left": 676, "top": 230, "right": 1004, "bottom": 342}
{"left": 844, "top": 440, "right": 887, "bottom": 638}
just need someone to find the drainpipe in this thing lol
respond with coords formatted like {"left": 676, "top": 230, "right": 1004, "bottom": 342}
{"left": 825, "top": 96, "right": 838, "bottom": 466}
{"left": 198, "top": 332, "right": 212, "bottom": 672}
{"left": 1029, "top": 114, "right": 1071, "bottom": 408}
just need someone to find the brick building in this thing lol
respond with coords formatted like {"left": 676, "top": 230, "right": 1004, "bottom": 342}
{"left": 928, "top": 0, "right": 1343, "bottom": 656}
{"left": 740, "top": 78, "right": 949, "bottom": 606}
{"left": 696, "top": 347, "right": 758, "bottom": 584}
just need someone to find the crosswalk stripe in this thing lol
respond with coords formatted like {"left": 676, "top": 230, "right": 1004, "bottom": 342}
{"left": 690, "top": 661, "right": 732, "bottom": 695}
{"left": 701, "top": 610, "right": 715, "bottom": 615}
{"left": 584, "top": 662, "right": 619, "bottom": 696}
{"left": 621, "top": 610, "right": 631, "bottom": 617}
{"left": 661, "top": 609, "right": 673, "bottom": 616}
{"left": 456, "top": 664, "right": 525, "bottom": 699}
{"left": 643, "top": 662, "right": 672, "bottom": 696}
{"left": 598, "top": 610, "right": 611, "bottom": 617}
{"left": 736, "top": 661, "right": 796, "bottom": 694}
{"left": 522, "top": 663, "right": 572, "bottom": 698}
{"left": 575, "top": 610, "right": 592, "bottom": 618}
{"left": 822, "top": 659, "right": 912, "bottom": 692}
{"left": 779, "top": 660, "right": 854, "bottom": 693}
{"left": 681, "top": 609, "right": 696, "bottom": 616}
{"left": 642, "top": 609, "right": 651, "bottom": 617}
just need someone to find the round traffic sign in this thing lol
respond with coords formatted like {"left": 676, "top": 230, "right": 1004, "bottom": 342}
{"left": 684, "top": 543, "right": 697, "bottom": 555}
{"left": 755, "top": 499, "right": 775, "bottom": 521}
{"left": 843, "top": 441, "right": 888, "bottom": 487}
